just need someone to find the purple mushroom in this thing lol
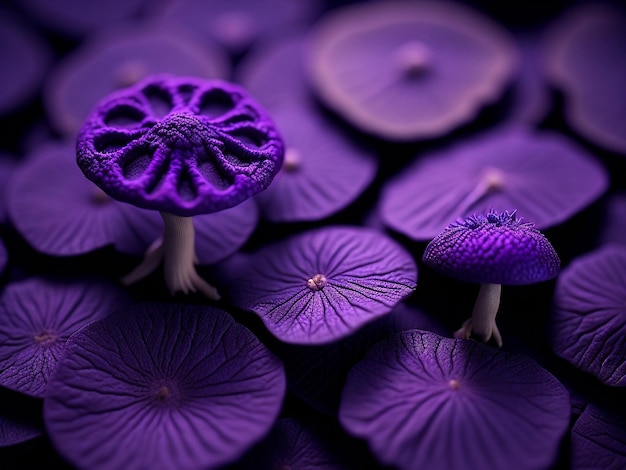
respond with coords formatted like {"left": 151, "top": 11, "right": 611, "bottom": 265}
{"left": 340, "top": 330, "right": 570, "bottom": 470}
{"left": 544, "top": 4, "right": 626, "bottom": 154}
{"left": 155, "top": 0, "right": 320, "bottom": 55}
{"left": 570, "top": 403, "right": 626, "bottom": 469}
{"left": 76, "top": 74, "right": 284, "bottom": 298}
{"left": 0, "top": 8, "right": 51, "bottom": 116}
{"left": 423, "top": 211, "right": 560, "bottom": 346}
{"left": 44, "top": 303, "right": 285, "bottom": 470}
{"left": 379, "top": 126, "right": 609, "bottom": 241}
{"left": 45, "top": 20, "right": 229, "bottom": 136}
{"left": 306, "top": 1, "right": 517, "bottom": 141}
{"left": 550, "top": 244, "right": 626, "bottom": 386}
{"left": 229, "top": 226, "right": 417, "bottom": 344}
{"left": 8, "top": 141, "right": 259, "bottom": 262}
{"left": 0, "top": 277, "right": 130, "bottom": 398}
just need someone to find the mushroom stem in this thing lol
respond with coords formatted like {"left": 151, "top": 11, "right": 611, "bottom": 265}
{"left": 454, "top": 283, "right": 503, "bottom": 347}
{"left": 120, "top": 213, "right": 220, "bottom": 300}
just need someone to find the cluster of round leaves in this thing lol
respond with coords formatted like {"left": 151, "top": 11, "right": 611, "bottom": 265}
{"left": 77, "top": 74, "right": 284, "bottom": 217}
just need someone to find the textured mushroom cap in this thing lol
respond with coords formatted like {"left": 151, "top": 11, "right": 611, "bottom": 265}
{"left": 423, "top": 211, "right": 560, "bottom": 285}
{"left": 44, "top": 303, "right": 285, "bottom": 470}
{"left": 571, "top": 404, "right": 626, "bottom": 469}
{"left": 340, "top": 330, "right": 570, "bottom": 470}
{"left": 544, "top": 4, "right": 626, "bottom": 154}
{"left": 0, "top": 8, "right": 51, "bottom": 116}
{"left": 229, "top": 226, "right": 417, "bottom": 344}
{"left": 306, "top": 1, "right": 517, "bottom": 141}
{"left": 0, "top": 388, "right": 44, "bottom": 447}
{"left": 550, "top": 245, "right": 626, "bottom": 386}
{"left": 45, "top": 21, "right": 229, "bottom": 136}
{"left": 76, "top": 75, "right": 284, "bottom": 216}
{"left": 379, "top": 126, "right": 609, "bottom": 240}
{"left": 0, "top": 277, "right": 130, "bottom": 398}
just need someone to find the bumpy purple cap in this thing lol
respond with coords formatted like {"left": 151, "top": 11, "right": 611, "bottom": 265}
{"left": 551, "top": 245, "right": 626, "bottom": 386}
{"left": 340, "top": 330, "right": 570, "bottom": 470}
{"left": 76, "top": 75, "right": 284, "bottom": 217}
{"left": 423, "top": 211, "right": 560, "bottom": 285}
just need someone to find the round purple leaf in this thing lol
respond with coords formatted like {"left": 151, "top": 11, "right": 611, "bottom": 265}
{"left": 551, "top": 245, "right": 626, "bottom": 386}
{"left": 380, "top": 126, "right": 608, "bottom": 240}
{"left": 306, "top": 1, "right": 517, "bottom": 141}
{"left": 77, "top": 74, "right": 285, "bottom": 216}
{"left": 544, "top": 4, "right": 626, "bottom": 154}
{"left": 0, "top": 8, "right": 51, "bottom": 115}
{"left": 8, "top": 142, "right": 161, "bottom": 256}
{"left": 44, "top": 303, "right": 285, "bottom": 470}
{"left": 340, "top": 330, "right": 570, "bottom": 470}
{"left": 254, "top": 105, "right": 377, "bottom": 222}
{"left": 571, "top": 404, "right": 626, "bottom": 469}
{"left": 45, "top": 21, "right": 229, "bottom": 136}
{"left": 229, "top": 226, "right": 417, "bottom": 344}
{"left": 0, "top": 277, "right": 130, "bottom": 398}
{"left": 238, "top": 32, "right": 311, "bottom": 110}
{"left": 423, "top": 211, "right": 560, "bottom": 285}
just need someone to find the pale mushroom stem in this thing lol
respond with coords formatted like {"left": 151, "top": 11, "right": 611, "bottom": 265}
{"left": 120, "top": 212, "right": 220, "bottom": 300}
{"left": 454, "top": 283, "right": 503, "bottom": 347}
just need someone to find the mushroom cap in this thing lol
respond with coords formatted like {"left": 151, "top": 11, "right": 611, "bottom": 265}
{"left": 76, "top": 74, "right": 284, "bottom": 216}
{"left": 229, "top": 226, "right": 417, "bottom": 344}
{"left": 306, "top": 0, "right": 517, "bottom": 141}
{"left": 44, "top": 302, "right": 285, "bottom": 470}
{"left": 423, "top": 211, "right": 560, "bottom": 285}
{"left": 550, "top": 244, "right": 626, "bottom": 386}
{"left": 45, "top": 21, "right": 229, "bottom": 136}
{"left": 544, "top": 4, "right": 626, "bottom": 154}
{"left": 339, "top": 330, "right": 570, "bottom": 470}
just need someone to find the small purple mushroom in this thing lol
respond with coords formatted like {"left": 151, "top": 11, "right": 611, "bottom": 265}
{"left": 339, "top": 330, "right": 570, "bottom": 470}
{"left": 44, "top": 303, "right": 285, "bottom": 470}
{"left": 550, "top": 244, "right": 626, "bottom": 386}
{"left": 423, "top": 210, "right": 560, "bottom": 346}
{"left": 229, "top": 226, "right": 417, "bottom": 344}
{"left": 76, "top": 74, "right": 284, "bottom": 298}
